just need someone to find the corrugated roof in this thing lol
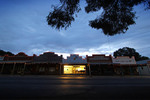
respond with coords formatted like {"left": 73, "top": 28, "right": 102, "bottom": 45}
{"left": 0, "top": 61, "right": 31, "bottom": 63}
{"left": 136, "top": 59, "right": 150, "bottom": 64}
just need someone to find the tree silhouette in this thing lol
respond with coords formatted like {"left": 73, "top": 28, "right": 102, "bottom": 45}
{"left": 47, "top": 0, "right": 150, "bottom": 36}
{"left": 113, "top": 47, "right": 149, "bottom": 61}
{"left": 0, "top": 50, "right": 14, "bottom": 56}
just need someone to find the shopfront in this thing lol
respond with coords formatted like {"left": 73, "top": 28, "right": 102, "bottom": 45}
{"left": 87, "top": 54, "right": 113, "bottom": 75}
{"left": 112, "top": 56, "right": 138, "bottom": 75}
{"left": 62, "top": 54, "right": 87, "bottom": 75}
{"left": 63, "top": 65, "right": 86, "bottom": 74}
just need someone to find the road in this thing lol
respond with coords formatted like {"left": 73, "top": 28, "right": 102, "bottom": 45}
{"left": 0, "top": 75, "right": 150, "bottom": 100}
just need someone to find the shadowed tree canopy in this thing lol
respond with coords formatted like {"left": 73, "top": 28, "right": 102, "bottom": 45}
{"left": 47, "top": 0, "right": 150, "bottom": 36}
{"left": 113, "top": 47, "right": 149, "bottom": 61}
{"left": 0, "top": 50, "right": 14, "bottom": 56}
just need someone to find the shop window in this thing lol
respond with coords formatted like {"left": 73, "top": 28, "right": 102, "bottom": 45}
{"left": 49, "top": 67, "right": 55, "bottom": 72}
{"left": 64, "top": 65, "right": 73, "bottom": 74}
{"left": 39, "top": 67, "right": 45, "bottom": 72}
{"left": 64, "top": 65, "right": 86, "bottom": 74}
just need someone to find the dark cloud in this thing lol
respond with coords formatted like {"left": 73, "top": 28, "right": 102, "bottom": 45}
{"left": 0, "top": 0, "right": 150, "bottom": 58}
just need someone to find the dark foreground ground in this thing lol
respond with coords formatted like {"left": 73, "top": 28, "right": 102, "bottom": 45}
{"left": 0, "top": 75, "right": 150, "bottom": 100}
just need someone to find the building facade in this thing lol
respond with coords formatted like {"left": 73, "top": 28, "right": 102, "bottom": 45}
{"left": 0, "top": 52, "right": 33, "bottom": 75}
{"left": 86, "top": 54, "right": 114, "bottom": 75}
{"left": 31, "top": 52, "right": 62, "bottom": 75}
{"left": 0, "top": 52, "right": 62, "bottom": 75}
{"left": 0, "top": 52, "right": 149, "bottom": 76}
{"left": 62, "top": 54, "right": 87, "bottom": 75}
{"left": 112, "top": 56, "right": 138, "bottom": 75}
{"left": 137, "top": 60, "right": 150, "bottom": 75}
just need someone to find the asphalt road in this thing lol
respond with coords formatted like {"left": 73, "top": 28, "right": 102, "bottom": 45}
{"left": 0, "top": 75, "right": 150, "bottom": 100}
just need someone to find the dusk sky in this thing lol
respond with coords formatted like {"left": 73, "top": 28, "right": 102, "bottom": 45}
{"left": 0, "top": 0, "right": 150, "bottom": 58}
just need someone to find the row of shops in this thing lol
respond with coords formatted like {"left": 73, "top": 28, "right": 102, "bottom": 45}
{"left": 0, "top": 52, "right": 149, "bottom": 76}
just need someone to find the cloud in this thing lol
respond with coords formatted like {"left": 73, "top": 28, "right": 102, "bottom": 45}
{"left": 0, "top": 0, "right": 150, "bottom": 58}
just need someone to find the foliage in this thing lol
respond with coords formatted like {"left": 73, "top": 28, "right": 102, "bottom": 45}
{"left": 47, "top": 0, "right": 80, "bottom": 30}
{"left": 47, "top": 0, "right": 150, "bottom": 35}
{"left": 113, "top": 47, "right": 149, "bottom": 61}
{"left": 0, "top": 50, "right": 14, "bottom": 56}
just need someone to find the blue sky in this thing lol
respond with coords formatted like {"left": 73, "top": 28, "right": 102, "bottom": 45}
{"left": 0, "top": 0, "right": 150, "bottom": 58}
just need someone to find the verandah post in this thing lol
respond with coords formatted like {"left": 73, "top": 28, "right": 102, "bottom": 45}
{"left": 11, "top": 63, "right": 16, "bottom": 75}
{"left": 22, "top": 63, "right": 26, "bottom": 75}
{"left": 88, "top": 64, "right": 91, "bottom": 76}
{"left": 59, "top": 64, "right": 61, "bottom": 75}
{"left": 0, "top": 63, "right": 5, "bottom": 74}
